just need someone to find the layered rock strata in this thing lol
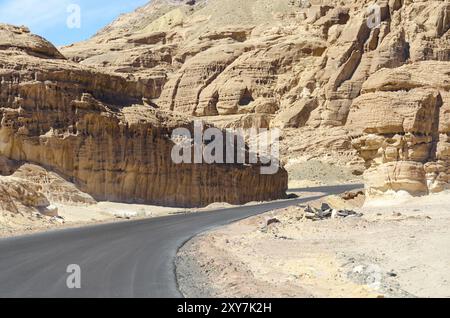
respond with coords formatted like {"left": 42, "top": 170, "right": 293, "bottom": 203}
{"left": 0, "top": 24, "right": 288, "bottom": 208}
{"left": 349, "top": 62, "right": 449, "bottom": 197}
{"left": 59, "top": 0, "right": 449, "bottom": 198}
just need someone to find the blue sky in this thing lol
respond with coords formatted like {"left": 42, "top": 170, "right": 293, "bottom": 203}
{"left": 0, "top": 0, "right": 149, "bottom": 46}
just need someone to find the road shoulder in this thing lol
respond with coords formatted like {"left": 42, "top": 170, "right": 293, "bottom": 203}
{"left": 176, "top": 191, "right": 450, "bottom": 298}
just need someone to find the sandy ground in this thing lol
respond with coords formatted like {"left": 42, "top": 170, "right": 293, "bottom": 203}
{"left": 176, "top": 192, "right": 450, "bottom": 298}
{"left": 0, "top": 199, "right": 256, "bottom": 238}
{"left": 0, "top": 201, "right": 190, "bottom": 238}
{"left": 286, "top": 158, "right": 363, "bottom": 188}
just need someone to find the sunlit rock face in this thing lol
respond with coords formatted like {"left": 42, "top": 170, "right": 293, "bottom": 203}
{"left": 0, "top": 24, "right": 288, "bottom": 208}
{"left": 55, "top": 0, "right": 450, "bottom": 198}
{"left": 349, "top": 62, "right": 450, "bottom": 198}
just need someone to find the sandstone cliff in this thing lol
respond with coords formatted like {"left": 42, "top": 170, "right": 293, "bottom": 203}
{"left": 0, "top": 24, "right": 288, "bottom": 209}
{"left": 61, "top": 0, "right": 449, "bottom": 199}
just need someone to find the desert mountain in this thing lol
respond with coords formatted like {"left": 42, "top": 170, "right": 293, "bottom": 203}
{"left": 62, "top": 0, "right": 449, "bottom": 199}
{"left": 0, "top": 0, "right": 448, "bottom": 219}
{"left": 0, "top": 22, "right": 287, "bottom": 214}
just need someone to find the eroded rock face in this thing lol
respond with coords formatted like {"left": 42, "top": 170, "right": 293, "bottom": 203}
{"left": 10, "top": 164, "right": 96, "bottom": 205}
{"left": 0, "top": 24, "right": 64, "bottom": 59}
{"left": 0, "top": 176, "right": 50, "bottom": 214}
{"left": 59, "top": 0, "right": 449, "bottom": 198}
{"left": 349, "top": 62, "right": 450, "bottom": 197}
{"left": 0, "top": 25, "right": 287, "bottom": 208}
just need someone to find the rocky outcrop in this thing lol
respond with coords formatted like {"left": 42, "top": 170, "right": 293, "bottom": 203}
{"left": 0, "top": 24, "right": 288, "bottom": 209}
{"left": 10, "top": 164, "right": 96, "bottom": 205}
{"left": 349, "top": 62, "right": 450, "bottom": 198}
{"left": 0, "top": 24, "right": 64, "bottom": 59}
{"left": 59, "top": 0, "right": 449, "bottom": 198}
{"left": 0, "top": 176, "right": 54, "bottom": 215}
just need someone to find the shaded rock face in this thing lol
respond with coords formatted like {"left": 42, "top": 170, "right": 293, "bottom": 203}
{"left": 60, "top": 0, "right": 449, "bottom": 198}
{"left": 0, "top": 25, "right": 287, "bottom": 208}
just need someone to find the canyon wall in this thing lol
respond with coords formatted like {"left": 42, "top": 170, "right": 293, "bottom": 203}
{"left": 0, "top": 24, "right": 287, "bottom": 208}
{"left": 62, "top": 0, "right": 449, "bottom": 198}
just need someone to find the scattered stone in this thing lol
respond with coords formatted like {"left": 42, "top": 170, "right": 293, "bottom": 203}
{"left": 321, "top": 209, "right": 332, "bottom": 218}
{"left": 337, "top": 210, "right": 363, "bottom": 218}
{"left": 387, "top": 271, "right": 398, "bottom": 277}
{"left": 305, "top": 212, "right": 316, "bottom": 219}
{"left": 32, "top": 212, "right": 44, "bottom": 219}
{"left": 341, "top": 191, "right": 364, "bottom": 200}
{"left": 276, "top": 235, "right": 293, "bottom": 240}
{"left": 267, "top": 218, "right": 281, "bottom": 226}
{"left": 50, "top": 216, "right": 65, "bottom": 224}
{"left": 304, "top": 204, "right": 362, "bottom": 221}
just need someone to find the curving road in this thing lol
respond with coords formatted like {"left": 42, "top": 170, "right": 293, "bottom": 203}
{"left": 0, "top": 184, "right": 362, "bottom": 298}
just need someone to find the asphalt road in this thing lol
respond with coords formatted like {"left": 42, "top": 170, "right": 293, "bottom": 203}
{"left": 0, "top": 184, "right": 362, "bottom": 298}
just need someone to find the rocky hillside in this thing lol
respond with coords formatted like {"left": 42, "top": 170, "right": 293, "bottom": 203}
{"left": 0, "top": 23, "right": 287, "bottom": 211}
{"left": 62, "top": 0, "right": 449, "bottom": 199}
